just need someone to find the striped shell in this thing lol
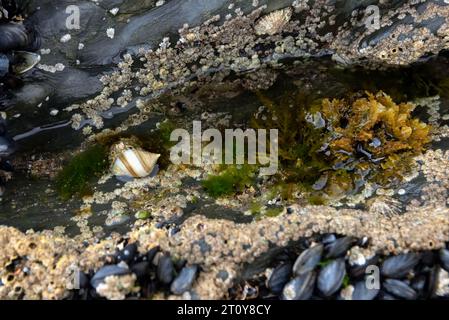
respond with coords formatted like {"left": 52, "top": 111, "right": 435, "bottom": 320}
{"left": 11, "top": 51, "right": 41, "bottom": 75}
{"left": 111, "top": 147, "right": 160, "bottom": 179}
{"left": 254, "top": 7, "right": 292, "bottom": 36}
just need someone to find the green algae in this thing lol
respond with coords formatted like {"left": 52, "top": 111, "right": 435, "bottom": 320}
{"left": 202, "top": 165, "right": 257, "bottom": 198}
{"left": 135, "top": 210, "right": 151, "bottom": 220}
{"left": 55, "top": 144, "right": 109, "bottom": 200}
{"left": 250, "top": 201, "right": 262, "bottom": 215}
{"left": 264, "top": 207, "right": 284, "bottom": 217}
{"left": 55, "top": 120, "right": 178, "bottom": 200}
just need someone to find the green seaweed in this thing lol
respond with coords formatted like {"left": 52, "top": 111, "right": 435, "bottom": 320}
{"left": 342, "top": 274, "right": 351, "bottom": 289}
{"left": 202, "top": 165, "right": 257, "bottom": 198}
{"left": 250, "top": 201, "right": 262, "bottom": 215}
{"left": 56, "top": 144, "right": 109, "bottom": 200}
{"left": 135, "top": 210, "right": 151, "bottom": 220}
{"left": 251, "top": 90, "right": 431, "bottom": 201}
{"left": 264, "top": 207, "right": 283, "bottom": 217}
{"left": 157, "top": 120, "right": 178, "bottom": 149}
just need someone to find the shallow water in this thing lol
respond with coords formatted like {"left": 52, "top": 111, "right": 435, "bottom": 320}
{"left": 1, "top": 53, "right": 449, "bottom": 233}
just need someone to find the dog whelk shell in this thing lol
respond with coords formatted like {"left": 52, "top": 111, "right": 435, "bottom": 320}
{"left": 110, "top": 140, "right": 160, "bottom": 180}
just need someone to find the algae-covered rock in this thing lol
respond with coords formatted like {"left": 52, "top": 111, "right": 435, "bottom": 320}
{"left": 253, "top": 90, "right": 430, "bottom": 201}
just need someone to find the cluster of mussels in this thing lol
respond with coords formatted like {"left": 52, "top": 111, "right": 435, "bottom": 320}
{"left": 253, "top": 90, "right": 430, "bottom": 202}
{"left": 0, "top": 0, "right": 40, "bottom": 91}
{"left": 64, "top": 234, "right": 449, "bottom": 300}
{"left": 0, "top": 0, "right": 41, "bottom": 191}
{"left": 230, "top": 234, "right": 449, "bottom": 300}
{"left": 68, "top": 243, "right": 200, "bottom": 300}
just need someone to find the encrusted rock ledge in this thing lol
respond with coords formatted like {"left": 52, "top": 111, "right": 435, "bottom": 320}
{"left": 1, "top": 204, "right": 448, "bottom": 299}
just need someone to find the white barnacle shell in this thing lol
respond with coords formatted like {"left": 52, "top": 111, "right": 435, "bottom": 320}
{"left": 367, "top": 196, "right": 402, "bottom": 217}
{"left": 111, "top": 141, "right": 160, "bottom": 179}
{"left": 254, "top": 7, "right": 292, "bottom": 36}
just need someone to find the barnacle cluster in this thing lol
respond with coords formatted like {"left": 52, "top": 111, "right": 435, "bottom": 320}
{"left": 252, "top": 90, "right": 431, "bottom": 202}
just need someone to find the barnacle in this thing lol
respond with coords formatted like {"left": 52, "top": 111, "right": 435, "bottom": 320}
{"left": 254, "top": 8, "right": 292, "bottom": 36}
{"left": 367, "top": 196, "right": 402, "bottom": 217}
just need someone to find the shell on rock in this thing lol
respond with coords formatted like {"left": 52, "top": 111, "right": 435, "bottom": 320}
{"left": 0, "top": 53, "right": 9, "bottom": 77}
{"left": 383, "top": 279, "right": 417, "bottom": 300}
{"left": 267, "top": 263, "right": 292, "bottom": 294}
{"left": 10, "top": 51, "right": 41, "bottom": 74}
{"left": 317, "top": 258, "right": 346, "bottom": 297}
{"left": 367, "top": 195, "right": 402, "bottom": 216}
{"left": 293, "top": 244, "right": 323, "bottom": 276}
{"left": 352, "top": 280, "right": 379, "bottom": 300}
{"left": 0, "top": 23, "right": 41, "bottom": 53}
{"left": 381, "top": 253, "right": 420, "bottom": 278}
{"left": 282, "top": 271, "right": 316, "bottom": 300}
{"left": 110, "top": 139, "right": 160, "bottom": 180}
{"left": 254, "top": 8, "right": 292, "bottom": 36}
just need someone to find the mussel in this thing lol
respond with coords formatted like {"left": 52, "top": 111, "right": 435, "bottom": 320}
{"left": 0, "top": 22, "right": 41, "bottom": 53}
{"left": 9, "top": 50, "right": 40, "bottom": 74}
{"left": 0, "top": 117, "right": 15, "bottom": 157}
{"left": 0, "top": 135, "right": 15, "bottom": 157}
{"left": 0, "top": 50, "right": 40, "bottom": 78}
{"left": 0, "top": 1, "right": 20, "bottom": 22}
{"left": 0, "top": 53, "right": 8, "bottom": 78}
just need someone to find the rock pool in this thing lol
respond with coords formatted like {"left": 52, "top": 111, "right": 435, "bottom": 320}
{"left": 1, "top": 0, "right": 449, "bottom": 301}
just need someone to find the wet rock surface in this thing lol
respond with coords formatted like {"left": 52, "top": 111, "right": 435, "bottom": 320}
{"left": 1, "top": 0, "right": 449, "bottom": 301}
{"left": 1, "top": 0, "right": 449, "bottom": 135}
{"left": 1, "top": 232, "right": 444, "bottom": 300}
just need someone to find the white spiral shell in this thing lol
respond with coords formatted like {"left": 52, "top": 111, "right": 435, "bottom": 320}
{"left": 111, "top": 147, "right": 160, "bottom": 179}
